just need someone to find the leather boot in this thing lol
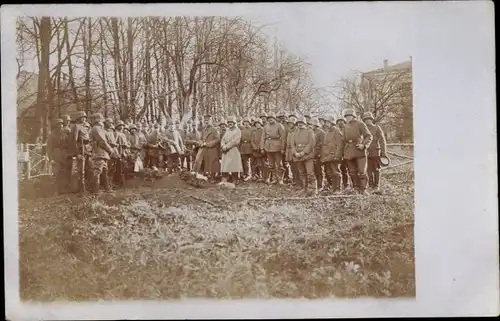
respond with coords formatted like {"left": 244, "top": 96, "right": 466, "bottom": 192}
{"left": 101, "top": 168, "right": 113, "bottom": 192}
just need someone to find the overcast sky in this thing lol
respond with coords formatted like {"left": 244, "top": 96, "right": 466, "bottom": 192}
{"left": 242, "top": 2, "right": 416, "bottom": 88}
{"left": 17, "top": 3, "right": 416, "bottom": 89}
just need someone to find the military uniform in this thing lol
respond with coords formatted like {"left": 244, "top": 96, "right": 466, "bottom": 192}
{"left": 114, "top": 120, "right": 129, "bottom": 186}
{"left": 291, "top": 117, "right": 316, "bottom": 194}
{"left": 239, "top": 118, "right": 253, "bottom": 179}
{"left": 320, "top": 116, "right": 344, "bottom": 192}
{"left": 285, "top": 116, "right": 300, "bottom": 186}
{"left": 341, "top": 109, "right": 373, "bottom": 194}
{"left": 104, "top": 119, "right": 119, "bottom": 188}
{"left": 46, "top": 119, "right": 68, "bottom": 194}
{"left": 128, "top": 125, "right": 146, "bottom": 176}
{"left": 183, "top": 124, "right": 201, "bottom": 172}
{"left": 66, "top": 111, "right": 90, "bottom": 193}
{"left": 362, "top": 112, "right": 387, "bottom": 190}
{"left": 146, "top": 124, "right": 162, "bottom": 169}
{"left": 162, "top": 122, "right": 184, "bottom": 173}
{"left": 336, "top": 118, "right": 351, "bottom": 189}
{"left": 83, "top": 122, "right": 93, "bottom": 188}
{"left": 260, "top": 112, "right": 286, "bottom": 184}
{"left": 251, "top": 119, "right": 265, "bottom": 180}
{"left": 311, "top": 118, "right": 325, "bottom": 189}
{"left": 195, "top": 116, "right": 220, "bottom": 177}
{"left": 88, "top": 113, "right": 116, "bottom": 193}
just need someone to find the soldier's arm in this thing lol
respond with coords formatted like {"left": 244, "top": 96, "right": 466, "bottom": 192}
{"left": 205, "top": 129, "right": 221, "bottom": 148}
{"left": 291, "top": 136, "right": 297, "bottom": 155}
{"left": 259, "top": 127, "right": 265, "bottom": 150}
{"left": 80, "top": 127, "right": 90, "bottom": 143}
{"left": 279, "top": 124, "right": 286, "bottom": 152}
{"left": 360, "top": 122, "right": 373, "bottom": 149}
{"left": 95, "top": 129, "right": 115, "bottom": 155}
{"left": 304, "top": 129, "right": 315, "bottom": 155}
{"left": 335, "top": 129, "right": 344, "bottom": 160}
{"left": 315, "top": 131, "right": 323, "bottom": 156}
{"left": 377, "top": 125, "right": 388, "bottom": 156}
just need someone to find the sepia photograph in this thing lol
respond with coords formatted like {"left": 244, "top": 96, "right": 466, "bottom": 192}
{"left": 3, "top": 2, "right": 498, "bottom": 319}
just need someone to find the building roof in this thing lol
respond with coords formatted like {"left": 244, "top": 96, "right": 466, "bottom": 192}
{"left": 362, "top": 60, "right": 412, "bottom": 77}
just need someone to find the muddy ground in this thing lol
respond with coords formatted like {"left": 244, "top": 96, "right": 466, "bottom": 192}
{"left": 18, "top": 148, "right": 415, "bottom": 300}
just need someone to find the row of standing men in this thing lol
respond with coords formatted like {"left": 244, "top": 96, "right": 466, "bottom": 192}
{"left": 46, "top": 108, "right": 387, "bottom": 195}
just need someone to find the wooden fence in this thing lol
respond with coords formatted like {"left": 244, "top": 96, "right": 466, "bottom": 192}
{"left": 18, "top": 143, "right": 52, "bottom": 180}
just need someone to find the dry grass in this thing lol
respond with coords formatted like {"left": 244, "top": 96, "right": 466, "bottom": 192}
{"left": 19, "top": 148, "right": 415, "bottom": 301}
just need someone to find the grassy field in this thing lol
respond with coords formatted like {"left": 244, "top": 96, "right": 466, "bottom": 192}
{"left": 19, "top": 148, "right": 415, "bottom": 301}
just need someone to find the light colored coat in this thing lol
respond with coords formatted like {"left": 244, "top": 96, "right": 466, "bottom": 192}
{"left": 220, "top": 127, "right": 243, "bottom": 173}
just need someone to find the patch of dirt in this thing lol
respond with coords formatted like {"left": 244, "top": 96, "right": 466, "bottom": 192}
{"left": 19, "top": 167, "right": 415, "bottom": 301}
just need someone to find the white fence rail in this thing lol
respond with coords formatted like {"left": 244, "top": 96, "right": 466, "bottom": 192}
{"left": 18, "top": 143, "right": 52, "bottom": 180}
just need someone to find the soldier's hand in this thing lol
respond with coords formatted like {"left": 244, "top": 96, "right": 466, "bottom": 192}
{"left": 356, "top": 143, "right": 365, "bottom": 150}
{"left": 76, "top": 155, "right": 84, "bottom": 160}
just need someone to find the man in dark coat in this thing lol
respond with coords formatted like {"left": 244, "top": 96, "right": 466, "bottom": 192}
{"left": 362, "top": 112, "right": 388, "bottom": 192}
{"left": 341, "top": 109, "right": 373, "bottom": 195}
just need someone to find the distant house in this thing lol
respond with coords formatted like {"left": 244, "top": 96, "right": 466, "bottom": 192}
{"left": 16, "top": 71, "right": 117, "bottom": 143}
{"left": 360, "top": 58, "right": 413, "bottom": 142}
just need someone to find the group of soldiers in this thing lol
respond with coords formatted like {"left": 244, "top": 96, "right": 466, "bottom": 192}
{"left": 46, "top": 108, "right": 387, "bottom": 196}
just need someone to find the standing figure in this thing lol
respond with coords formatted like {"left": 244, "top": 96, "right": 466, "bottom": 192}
{"left": 46, "top": 118, "right": 68, "bottom": 195}
{"left": 193, "top": 115, "right": 221, "bottom": 179}
{"left": 362, "top": 112, "right": 387, "bottom": 192}
{"left": 336, "top": 117, "right": 351, "bottom": 189}
{"left": 146, "top": 123, "right": 162, "bottom": 169}
{"left": 104, "top": 119, "right": 118, "bottom": 189}
{"left": 251, "top": 118, "right": 265, "bottom": 181}
{"left": 341, "top": 109, "right": 373, "bottom": 195}
{"left": 320, "top": 116, "right": 344, "bottom": 194}
{"left": 183, "top": 120, "right": 201, "bottom": 172}
{"left": 291, "top": 116, "right": 317, "bottom": 195}
{"left": 285, "top": 114, "right": 300, "bottom": 187}
{"left": 88, "top": 113, "right": 118, "bottom": 194}
{"left": 66, "top": 111, "right": 90, "bottom": 193}
{"left": 220, "top": 116, "right": 243, "bottom": 184}
{"left": 114, "top": 120, "right": 129, "bottom": 186}
{"left": 83, "top": 121, "right": 93, "bottom": 187}
{"left": 260, "top": 112, "right": 286, "bottom": 185}
{"left": 161, "top": 120, "right": 184, "bottom": 173}
{"left": 311, "top": 118, "right": 325, "bottom": 190}
{"left": 128, "top": 124, "right": 146, "bottom": 177}
{"left": 239, "top": 117, "right": 253, "bottom": 181}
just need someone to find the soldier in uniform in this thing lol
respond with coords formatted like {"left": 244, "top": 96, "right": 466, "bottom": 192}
{"left": 220, "top": 116, "right": 243, "bottom": 184}
{"left": 67, "top": 111, "right": 90, "bottom": 193}
{"left": 304, "top": 114, "right": 312, "bottom": 128}
{"left": 239, "top": 117, "right": 253, "bottom": 181}
{"left": 162, "top": 120, "right": 184, "bottom": 173}
{"left": 193, "top": 115, "right": 221, "bottom": 180}
{"left": 336, "top": 117, "right": 351, "bottom": 190}
{"left": 46, "top": 118, "right": 68, "bottom": 195}
{"left": 291, "top": 116, "right": 317, "bottom": 195}
{"left": 320, "top": 116, "right": 344, "bottom": 194}
{"left": 128, "top": 124, "right": 146, "bottom": 177}
{"left": 114, "top": 120, "right": 129, "bottom": 186}
{"left": 88, "top": 113, "right": 118, "bottom": 194}
{"left": 318, "top": 116, "right": 326, "bottom": 130}
{"left": 362, "top": 112, "right": 387, "bottom": 192}
{"left": 251, "top": 118, "right": 265, "bottom": 181}
{"left": 259, "top": 112, "right": 268, "bottom": 127}
{"left": 285, "top": 114, "right": 300, "bottom": 187}
{"left": 341, "top": 109, "right": 373, "bottom": 195}
{"left": 103, "top": 118, "right": 119, "bottom": 188}
{"left": 311, "top": 118, "right": 326, "bottom": 190}
{"left": 183, "top": 119, "right": 201, "bottom": 172}
{"left": 260, "top": 112, "right": 286, "bottom": 185}
{"left": 146, "top": 123, "right": 162, "bottom": 169}
{"left": 277, "top": 112, "right": 286, "bottom": 126}
{"left": 61, "top": 114, "right": 72, "bottom": 134}
{"left": 83, "top": 121, "right": 93, "bottom": 188}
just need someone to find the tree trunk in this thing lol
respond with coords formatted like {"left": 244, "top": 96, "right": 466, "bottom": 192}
{"left": 30, "top": 16, "right": 51, "bottom": 143}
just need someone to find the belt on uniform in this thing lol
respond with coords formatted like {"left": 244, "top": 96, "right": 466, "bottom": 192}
{"left": 242, "top": 140, "right": 250, "bottom": 143}
{"left": 346, "top": 140, "right": 355, "bottom": 143}
{"left": 297, "top": 144, "right": 305, "bottom": 147}
{"left": 266, "top": 137, "right": 281, "bottom": 140}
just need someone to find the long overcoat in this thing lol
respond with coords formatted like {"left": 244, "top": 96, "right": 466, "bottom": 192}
{"left": 220, "top": 127, "right": 243, "bottom": 173}
{"left": 199, "top": 125, "right": 221, "bottom": 174}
